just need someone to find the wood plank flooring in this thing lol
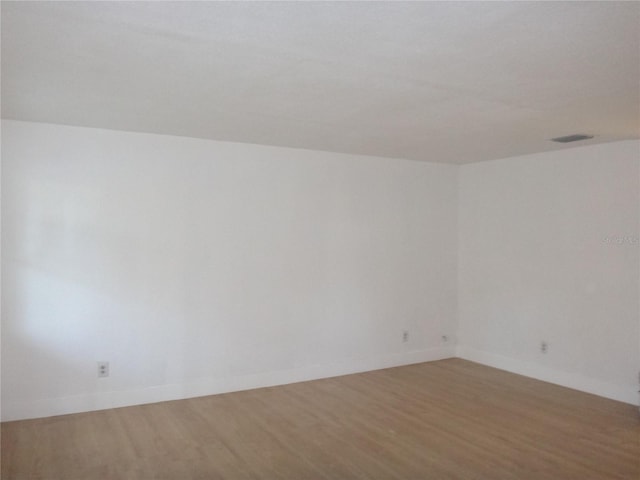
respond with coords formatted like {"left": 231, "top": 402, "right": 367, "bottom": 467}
{"left": 2, "top": 359, "right": 639, "bottom": 479}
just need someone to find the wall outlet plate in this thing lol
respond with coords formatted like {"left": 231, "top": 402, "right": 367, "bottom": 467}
{"left": 97, "top": 361, "right": 109, "bottom": 378}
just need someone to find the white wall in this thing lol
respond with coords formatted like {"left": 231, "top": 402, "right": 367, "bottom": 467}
{"left": 2, "top": 120, "right": 638, "bottom": 421}
{"left": 458, "top": 141, "right": 640, "bottom": 404}
{"left": 1, "top": 120, "right": 458, "bottom": 421}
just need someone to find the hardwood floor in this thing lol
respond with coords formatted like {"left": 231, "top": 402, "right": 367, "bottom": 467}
{"left": 2, "top": 359, "right": 638, "bottom": 479}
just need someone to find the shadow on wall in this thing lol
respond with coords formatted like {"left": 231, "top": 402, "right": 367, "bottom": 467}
{"left": 2, "top": 176, "right": 190, "bottom": 409}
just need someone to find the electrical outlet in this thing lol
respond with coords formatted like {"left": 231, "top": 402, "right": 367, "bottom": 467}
{"left": 97, "top": 361, "right": 109, "bottom": 378}
{"left": 402, "top": 330, "right": 409, "bottom": 343}
{"left": 540, "top": 341, "right": 548, "bottom": 354}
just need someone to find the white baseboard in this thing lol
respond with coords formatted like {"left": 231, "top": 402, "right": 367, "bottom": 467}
{"left": 5, "top": 344, "right": 636, "bottom": 421}
{"left": 1, "top": 346, "right": 456, "bottom": 421}
{"left": 456, "top": 345, "right": 639, "bottom": 406}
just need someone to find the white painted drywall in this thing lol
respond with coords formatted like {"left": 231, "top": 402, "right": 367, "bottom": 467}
{"left": 458, "top": 141, "right": 640, "bottom": 404}
{"left": 0, "top": 120, "right": 458, "bottom": 420}
{"left": 3, "top": 120, "right": 637, "bottom": 421}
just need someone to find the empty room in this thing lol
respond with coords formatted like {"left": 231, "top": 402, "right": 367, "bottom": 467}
{"left": 1, "top": 1, "right": 639, "bottom": 479}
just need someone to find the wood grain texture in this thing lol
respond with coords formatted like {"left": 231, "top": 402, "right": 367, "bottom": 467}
{"left": 2, "top": 359, "right": 639, "bottom": 479}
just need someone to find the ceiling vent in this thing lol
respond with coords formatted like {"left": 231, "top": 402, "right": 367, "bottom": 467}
{"left": 551, "top": 134, "right": 594, "bottom": 143}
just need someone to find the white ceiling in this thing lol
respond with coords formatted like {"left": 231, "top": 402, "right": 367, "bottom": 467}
{"left": 2, "top": 1, "right": 639, "bottom": 164}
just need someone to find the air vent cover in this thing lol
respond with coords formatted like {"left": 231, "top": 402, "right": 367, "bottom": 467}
{"left": 551, "top": 134, "right": 594, "bottom": 143}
